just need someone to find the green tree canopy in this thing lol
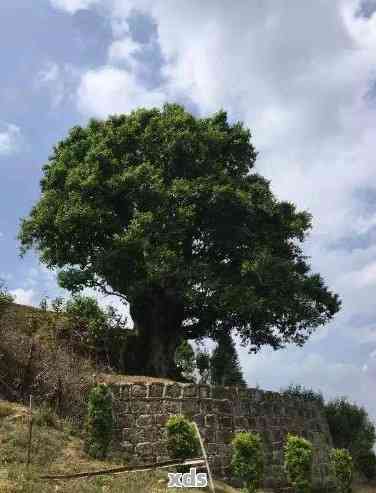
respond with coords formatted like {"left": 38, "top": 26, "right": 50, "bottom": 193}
{"left": 325, "top": 397, "right": 376, "bottom": 476}
{"left": 19, "top": 103, "right": 341, "bottom": 377}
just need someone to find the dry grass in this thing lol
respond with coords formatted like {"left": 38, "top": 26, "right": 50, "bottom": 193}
{"left": 353, "top": 483, "right": 376, "bottom": 493}
{"left": 0, "top": 398, "right": 238, "bottom": 492}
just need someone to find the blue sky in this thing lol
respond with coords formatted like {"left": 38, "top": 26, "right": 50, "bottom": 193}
{"left": 1, "top": 0, "right": 376, "bottom": 424}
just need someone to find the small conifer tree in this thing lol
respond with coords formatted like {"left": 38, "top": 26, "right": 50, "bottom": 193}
{"left": 210, "top": 331, "right": 246, "bottom": 386}
{"left": 85, "top": 384, "right": 114, "bottom": 459}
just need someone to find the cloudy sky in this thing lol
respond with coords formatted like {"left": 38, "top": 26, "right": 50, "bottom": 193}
{"left": 1, "top": 0, "right": 376, "bottom": 422}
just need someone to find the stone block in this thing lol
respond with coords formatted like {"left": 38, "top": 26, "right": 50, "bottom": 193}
{"left": 135, "top": 442, "right": 154, "bottom": 458}
{"left": 201, "top": 399, "right": 214, "bottom": 414}
{"left": 153, "top": 440, "right": 168, "bottom": 456}
{"left": 212, "top": 386, "right": 236, "bottom": 400}
{"left": 156, "top": 426, "right": 167, "bottom": 440}
{"left": 155, "top": 414, "right": 169, "bottom": 426}
{"left": 219, "top": 414, "right": 233, "bottom": 429}
{"left": 183, "top": 384, "right": 197, "bottom": 398}
{"left": 137, "top": 414, "right": 154, "bottom": 427}
{"left": 131, "top": 384, "right": 148, "bottom": 398}
{"left": 234, "top": 416, "right": 248, "bottom": 429}
{"left": 192, "top": 414, "right": 204, "bottom": 427}
{"left": 216, "top": 429, "right": 233, "bottom": 444}
{"left": 149, "top": 399, "right": 163, "bottom": 413}
{"left": 237, "top": 399, "right": 250, "bottom": 416}
{"left": 207, "top": 443, "right": 217, "bottom": 455}
{"left": 121, "top": 440, "right": 134, "bottom": 457}
{"left": 205, "top": 414, "right": 217, "bottom": 427}
{"left": 161, "top": 400, "right": 181, "bottom": 414}
{"left": 165, "top": 383, "right": 182, "bottom": 398}
{"left": 149, "top": 383, "right": 164, "bottom": 397}
{"left": 202, "top": 427, "right": 216, "bottom": 442}
{"left": 136, "top": 426, "right": 157, "bottom": 442}
{"left": 130, "top": 400, "right": 150, "bottom": 414}
{"left": 122, "top": 427, "right": 136, "bottom": 443}
{"left": 215, "top": 400, "right": 232, "bottom": 414}
{"left": 199, "top": 385, "right": 211, "bottom": 398}
{"left": 121, "top": 413, "right": 135, "bottom": 428}
{"left": 181, "top": 399, "right": 200, "bottom": 416}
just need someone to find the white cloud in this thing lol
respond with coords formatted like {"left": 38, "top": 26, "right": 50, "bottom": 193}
{"left": 49, "top": 0, "right": 100, "bottom": 14}
{"left": 0, "top": 123, "right": 22, "bottom": 156}
{"left": 10, "top": 288, "right": 36, "bottom": 307}
{"left": 53, "top": 0, "right": 376, "bottom": 420}
{"left": 35, "top": 62, "right": 80, "bottom": 108}
{"left": 77, "top": 66, "right": 167, "bottom": 117}
{"left": 108, "top": 37, "right": 141, "bottom": 64}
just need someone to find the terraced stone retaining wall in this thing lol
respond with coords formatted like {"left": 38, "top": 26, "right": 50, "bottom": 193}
{"left": 108, "top": 382, "right": 333, "bottom": 489}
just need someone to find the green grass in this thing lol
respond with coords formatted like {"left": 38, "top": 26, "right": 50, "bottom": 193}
{"left": 0, "top": 399, "right": 239, "bottom": 492}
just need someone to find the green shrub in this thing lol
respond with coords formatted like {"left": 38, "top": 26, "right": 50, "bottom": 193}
{"left": 231, "top": 431, "right": 264, "bottom": 493}
{"left": 325, "top": 397, "right": 375, "bottom": 478}
{"left": 33, "top": 404, "right": 59, "bottom": 429}
{"left": 85, "top": 384, "right": 114, "bottom": 459}
{"left": 284, "top": 434, "right": 313, "bottom": 493}
{"left": 280, "top": 384, "right": 324, "bottom": 406}
{"left": 329, "top": 448, "right": 353, "bottom": 493}
{"left": 356, "top": 449, "right": 376, "bottom": 480}
{"left": 166, "top": 415, "right": 200, "bottom": 461}
{"left": 0, "top": 281, "right": 14, "bottom": 319}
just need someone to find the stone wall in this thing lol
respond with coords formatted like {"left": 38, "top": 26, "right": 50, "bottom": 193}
{"left": 108, "top": 381, "right": 333, "bottom": 489}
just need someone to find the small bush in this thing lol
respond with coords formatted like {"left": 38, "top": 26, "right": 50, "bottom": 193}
{"left": 231, "top": 431, "right": 264, "bottom": 493}
{"left": 0, "top": 281, "right": 14, "bottom": 319}
{"left": 166, "top": 415, "right": 200, "bottom": 461}
{"left": 330, "top": 448, "right": 354, "bottom": 493}
{"left": 281, "top": 384, "right": 324, "bottom": 406}
{"left": 33, "top": 404, "right": 59, "bottom": 429}
{"left": 85, "top": 384, "right": 114, "bottom": 459}
{"left": 325, "top": 397, "right": 376, "bottom": 478}
{"left": 284, "top": 434, "right": 313, "bottom": 493}
{"left": 356, "top": 449, "right": 376, "bottom": 480}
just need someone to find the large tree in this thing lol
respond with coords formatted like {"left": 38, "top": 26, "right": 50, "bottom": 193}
{"left": 19, "top": 104, "right": 340, "bottom": 377}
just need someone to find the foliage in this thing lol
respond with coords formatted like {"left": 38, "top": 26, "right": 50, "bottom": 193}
{"left": 330, "top": 448, "right": 354, "bottom": 493}
{"left": 166, "top": 415, "right": 200, "bottom": 461}
{"left": 19, "top": 103, "right": 341, "bottom": 376}
{"left": 174, "top": 340, "right": 196, "bottom": 380}
{"left": 0, "top": 280, "right": 14, "bottom": 319}
{"left": 62, "top": 295, "right": 129, "bottom": 371}
{"left": 284, "top": 434, "right": 313, "bottom": 493}
{"left": 280, "top": 384, "right": 324, "bottom": 406}
{"left": 0, "top": 399, "right": 184, "bottom": 493}
{"left": 85, "top": 384, "right": 114, "bottom": 459}
{"left": 231, "top": 431, "right": 264, "bottom": 493}
{"left": 325, "top": 397, "right": 376, "bottom": 477}
{"left": 210, "top": 331, "right": 246, "bottom": 386}
{"left": 195, "top": 349, "right": 211, "bottom": 384}
{"left": 356, "top": 450, "right": 376, "bottom": 480}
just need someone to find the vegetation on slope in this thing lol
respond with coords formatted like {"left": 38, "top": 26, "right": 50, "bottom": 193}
{"left": 0, "top": 399, "right": 237, "bottom": 493}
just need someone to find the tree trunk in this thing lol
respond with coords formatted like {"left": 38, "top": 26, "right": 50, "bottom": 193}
{"left": 125, "top": 289, "right": 184, "bottom": 378}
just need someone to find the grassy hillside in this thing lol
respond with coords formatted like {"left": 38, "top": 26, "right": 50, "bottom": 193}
{"left": 0, "top": 399, "right": 239, "bottom": 493}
